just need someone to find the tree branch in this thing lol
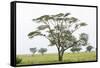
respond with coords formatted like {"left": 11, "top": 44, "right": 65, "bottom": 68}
{"left": 71, "top": 26, "right": 81, "bottom": 34}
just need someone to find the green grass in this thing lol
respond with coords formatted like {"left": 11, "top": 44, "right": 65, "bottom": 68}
{"left": 17, "top": 51, "right": 96, "bottom": 65}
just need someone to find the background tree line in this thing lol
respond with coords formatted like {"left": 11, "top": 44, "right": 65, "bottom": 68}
{"left": 30, "top": 47, "right": 47, "bottom": 55}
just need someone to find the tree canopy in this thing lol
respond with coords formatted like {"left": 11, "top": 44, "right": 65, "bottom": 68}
{"left": 38, "top": 48, "right": 47, "bottom": 55}
{"left": 86, "top": 45, "right": 93, "bottom": 52}
{"left": 30, "top": 47, "right": 37, "bottom": 55}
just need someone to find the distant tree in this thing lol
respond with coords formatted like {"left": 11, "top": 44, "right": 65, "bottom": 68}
{"left": 70, "top": 47, "right": 76, "bottom": 53}
{"left": 38, "top": 48, "right": 47, "bottom": 55}
{"left": 30, "top": 47, "right": 37, "bottom": 56}
{"left": 70, "top": 47, "right": 82, "bottom": 53}
{"left": 79, "top": 33, "right": 88, "bottom": 46}
{"left": 76, "top": 48, "right": 82, "bottom": 52}
{"left": 86, "top": 46, "right": 93, "bottom": 52}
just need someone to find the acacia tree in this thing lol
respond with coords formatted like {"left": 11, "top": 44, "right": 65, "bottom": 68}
{"left": 70, "top": 47, "right": 82, "bottom": 53}
{"left": 38, "top": 48, "right": 47, "bottom": 55}
{"left": 30, "top": 48, "right": 37, "bottom": 56}
{"left": 86, "top": 46, "right": 93, "bottom": 52}
{"left": 28, "top": 13, "right": 88, "bottom": 61}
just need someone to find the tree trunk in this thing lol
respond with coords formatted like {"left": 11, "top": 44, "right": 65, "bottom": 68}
{"left": 57, "top": 33, "right": 64, "bottom": 61}
{"left": 42, "top": 53, "right": 43, "bottom": 55}
{"left": 58, "top": 49, "right": 64, "bottom": 62}
{"left": 59, "top": 54, "right": 63, "bottom": 61}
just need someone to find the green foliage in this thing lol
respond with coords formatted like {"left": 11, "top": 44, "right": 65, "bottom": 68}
{"left": 48, "top": 40, "right": 56, "bottom": 46}
{"left": 79, "top": 33, "right": 88, "bottom": 46}
{"left": 38, "top": 48, "right": 47, "bottom": 55}
{"left": 86, "top": 46, "right": 93, "bottom": 52}
{"left": 69, "top": 17, "right": 78, "bottom": 23}
{"left": 28, "top": 31, "right": 42, "bottom": 38}
{"left": 30, "top": 48, "right": 37, "bottom": 55}
{"left": 64, "top": 13, "right": 70, "bottom": 17}
{"left": 16, "top": 57, "right": 22, "bottom": 64}
{"left": 52, "top": 13, "right": 64, "bottom": 17}
{"left": 79, "top": 22, "right": 87, "bottom": 26}
{"left": 37, "top": 25, "right": 49, "bottom": 30}
{"left": 70, "top": 47, "right": 82, "bottom": 53}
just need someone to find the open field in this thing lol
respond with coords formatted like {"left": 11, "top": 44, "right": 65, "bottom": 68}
{"left": 17, "top": 51, "right": 96, "bottom": 65}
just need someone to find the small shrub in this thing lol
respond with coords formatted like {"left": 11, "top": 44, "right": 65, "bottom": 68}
{"left": 16, "top": 57, "right": 22, "bottom": 64}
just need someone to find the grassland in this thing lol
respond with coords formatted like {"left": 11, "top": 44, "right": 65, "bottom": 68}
{"left": 17, "top": 51, "right": 96, "bottom": 65}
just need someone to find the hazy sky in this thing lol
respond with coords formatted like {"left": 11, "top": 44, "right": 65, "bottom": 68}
{"left": 16, "top": 3, "right": 96, "bottom": 54}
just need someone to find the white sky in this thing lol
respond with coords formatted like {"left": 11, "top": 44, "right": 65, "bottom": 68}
{"left": 16, "top": 3, "right": 96, "bottom": 55}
